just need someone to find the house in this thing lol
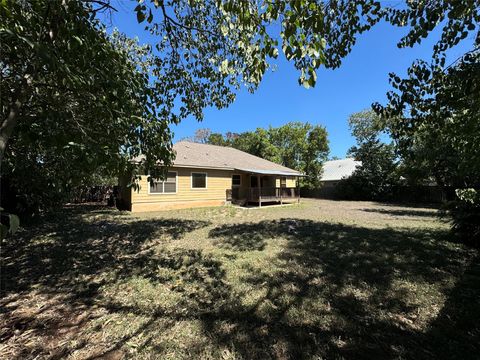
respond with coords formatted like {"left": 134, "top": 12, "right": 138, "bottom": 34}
{"left": 317, "top": 158, "right": 361, "bottom": 198}
{"left": 320, "top": 158, "right": 362, "bottom": 186}
{"left": 117, "top": 141, "right": 302, "bottom": 212}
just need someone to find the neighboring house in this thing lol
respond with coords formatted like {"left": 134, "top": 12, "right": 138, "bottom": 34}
{"left": 118, "top": 141, "right": 302, "bottom": 212}
{"left": 319, "top": 158, "right": 361, "bottom": 196}
{"left": 320, "top": 158, "right": 362, "bottom": 186}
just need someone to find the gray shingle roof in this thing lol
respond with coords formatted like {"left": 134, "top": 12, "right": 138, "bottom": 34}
{"left": 136, "top": 141, "right": 302, "bottom": 175}
{"left": 321, "top": 158, "right": 361, "bottom": 181}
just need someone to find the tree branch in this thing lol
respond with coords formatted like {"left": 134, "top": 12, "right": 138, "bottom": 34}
{"left": 84, "top": 0, "right": 118, "bottom": 14}
{"left": 160, "top": 3, "right": 216, "bottom": 37}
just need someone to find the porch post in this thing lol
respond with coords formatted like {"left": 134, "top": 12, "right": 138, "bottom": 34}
{"left": 297, "top": 176, "right": 300, "bottom": 203}
{"left": 258, "top": 174, "right": 261, "bottom": 207}
{"left": 280, "top": 176, "right": 283, "bottom": 205}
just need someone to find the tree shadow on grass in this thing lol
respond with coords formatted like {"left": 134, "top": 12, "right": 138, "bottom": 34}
{"left": 2, "top": 206, "right": 210, "bottom": 295}
{"left": 417, "top": 255, "right": 480, "bottom": 359}
{"left": 82, "top": 248, "right": 232, "bottom": 360}
{"left": 361, "top": 207, "right": 439, "bottom": 218}
{"left": 0, "top": 205, "right": 212, "bottom": 358}
{"left": 376, "top": 202, "right": 442, "bottom": 210}
{"left": 209, "top": 221, "right": 275, "bottom": 251}
{"left": 206, "top": 219, "right": 479, "bottom": 359}
{"left": 2, "top": 209, "right": 478, "bottom": 359}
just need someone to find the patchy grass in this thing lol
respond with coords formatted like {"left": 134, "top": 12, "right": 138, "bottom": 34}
{"left": 1, "top": 199, "right": 479, "bottom": 359}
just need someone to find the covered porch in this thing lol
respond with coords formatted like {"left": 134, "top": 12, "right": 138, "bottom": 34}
{"left": 228, "top": 169, "right": 302, "bottom": 207}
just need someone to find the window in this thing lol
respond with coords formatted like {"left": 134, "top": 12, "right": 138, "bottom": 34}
{"left": 149, "top": 172, "right": 177, "bottom": 194}
{"left": 280, "top": 177, "right": 287, "bottom": 187}
{"left": 232, "top": 174, "right": 241, "bottom": 187}
{"left": 191, "top": 172, "right": 207, "bottom": 189}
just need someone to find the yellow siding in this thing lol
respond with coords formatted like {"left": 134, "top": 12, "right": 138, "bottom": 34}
{"left": 275, "top": 176, "right": 297, "bottom": 188}
{"left": 131, "top": 200, "right": 225, "bottom": 212}
{"left": 286, "top": 177, "right": 297, "bottom": 187}
{"left": 130, "top": 167, "right": 232, "bottom": 212}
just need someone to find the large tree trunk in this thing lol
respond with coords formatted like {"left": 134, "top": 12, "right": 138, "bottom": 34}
{"left": 0, "top": 79, "right": 30, "bottom": 163}
{"left": 0, "top": 97, "right": 22, "bottom": 163}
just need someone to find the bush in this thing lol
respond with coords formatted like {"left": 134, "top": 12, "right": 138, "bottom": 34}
{"left": 446, "top": 189, "right": 480, "bottom": 247}
{"left": 334, "top": 174, "right": 369, "bottom": 200}
{"left": 334, "top": 171, "right": 398, "bottom": 201}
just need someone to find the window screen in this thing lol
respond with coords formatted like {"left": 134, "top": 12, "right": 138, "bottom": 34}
{"left": 150, "top": 182, "right": 164, "bottom": 194}
{"left": 280, "top": 177, "right": 287, "bottom": 187}
{"left": 150, "top": 172, "right": 177, "bottom": 193}
{"left": 232, "top": 174, "right": 241, "bottom": 186}
{"left": 192, "top": 173, "right": 207, "bottom": 188}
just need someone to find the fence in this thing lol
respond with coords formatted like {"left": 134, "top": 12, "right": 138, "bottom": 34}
{"left": 69, "top": 185, "right": 117, "bottom": 205}
{"left": 301, "top": 185, "right": 456, "bottom": 204}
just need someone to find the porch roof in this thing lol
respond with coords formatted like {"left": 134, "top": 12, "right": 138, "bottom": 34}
{"left": 235, "top": 168, "right": 306, "bottom": 177}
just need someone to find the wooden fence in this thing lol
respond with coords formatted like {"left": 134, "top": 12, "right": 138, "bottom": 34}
{"left": 301, "top": 185, "right": 456, "bottom": 204}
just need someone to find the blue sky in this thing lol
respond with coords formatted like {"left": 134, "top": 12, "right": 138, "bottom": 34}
{"left": 102, "top": 3, "right": 471, "bottom": 158}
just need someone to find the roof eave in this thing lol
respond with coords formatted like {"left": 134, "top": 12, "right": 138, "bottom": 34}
{"left": 234, "top": 168, "right": 305, "bottom": 176}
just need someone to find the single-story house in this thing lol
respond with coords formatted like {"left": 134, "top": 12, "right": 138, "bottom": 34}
{"left": 117, "top": 141, "right": 303, "bottom": 212}
{"left": 315, "top": 158, "right": 361, "bottom": 198}
{"left": 320, "top": 158, "right": 362, "bottom": 187}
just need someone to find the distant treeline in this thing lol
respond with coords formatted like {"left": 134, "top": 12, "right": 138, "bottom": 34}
{"left": 186, "top": 122, "right": 329, "bottom": 189}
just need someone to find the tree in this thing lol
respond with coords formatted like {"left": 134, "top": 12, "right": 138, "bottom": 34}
{"left": 207, "top": 132, "right": 228, "bottom": 146}
{"left": 268, "top": 122, "right": 329, "bottom": 188}
{"left": 1, "top": 2, "right": 162, "bottom": 163}
{"left": 232, "top": 128, "right": 280, "bottom": 162}
{"left": 200, "top": 122, "right": 329, "bottom": 188}
{"left": 2, "top": 0, "right": 375, "bottom": 216}
{"left": 193, "top": 128, "right": 212, "bottom": 144}
{"left": 304, "top": 125, "right": 330, "bottom": 188}
{"left": 133, "top": 0, "right": 384, "bottom": 93}
{"left": 448, "top": 189, "right": 480, "bottom": 247}
{"left": 131, "top": 1, "right": 479, "bottom": 93}
{"left": 367, "top": 3, "right": 479, "bottom": 242}
{"left": 346, "top": 140, "right": 398, "bottom": 200}
{"left": 366, "top": 1, "right": 479, "bottom": 189}
{"left": 130, "top": 0, "right": 480, "bottom": 194}
{"left": 1, "top": 1, "right": 173, "bottom": 214}
{"left": 348, "top": 109, "right": 384, "bottom": 144}
{"left": 375, "top": 52, "right": 480, "bottom": 189}
{"left": 376, "top": 50, "right": 480, "bottom": 244}
{"left": 337, "top": 110, "right": 398, "bottom": 200}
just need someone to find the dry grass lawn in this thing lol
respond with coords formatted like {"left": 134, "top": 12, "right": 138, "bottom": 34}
{"left": 1, "top": 199, "right": 479, "bottom": 359}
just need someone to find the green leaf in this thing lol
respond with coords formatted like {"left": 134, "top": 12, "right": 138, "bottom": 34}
{"left": 73, "top": 35, "right": 83, "bottom": 46}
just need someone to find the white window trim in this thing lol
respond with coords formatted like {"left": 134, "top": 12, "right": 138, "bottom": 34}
{"left": 232, "top": 174, "right": 241, "bottom": 187}
{"left": 191, "top": 172, "right": 208, "bottom": 190}
{"left": 147, "top": 171, "right": 178, "bottom": 195}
